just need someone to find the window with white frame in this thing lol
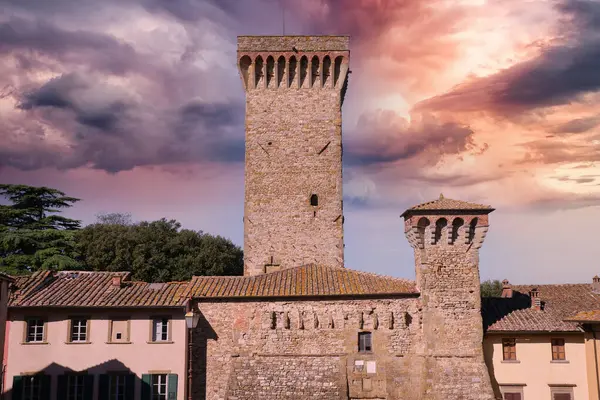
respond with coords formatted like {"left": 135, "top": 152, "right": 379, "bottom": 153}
{"left": 152, "top": 318, "right": 169, "bottom": 342}
{"left": 151, "top": 374, "right": 168, "bottom": 400}
{"left": 70, "top": 318, "right": 88, "bottom": 342}
{"left": 26, "top": 318, "right": 45, "bottom": 343}
{"left": 109, "top": 374, "right": 126, "bottom": 400}
{"left": 22, "top": 375, "right": 43, "bottom": 400}
{"left": 67, "top": 375, "right": 85, "bottom": 400}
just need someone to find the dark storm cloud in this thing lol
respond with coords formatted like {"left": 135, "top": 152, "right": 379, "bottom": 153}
{"left": 0, "top": 18, "right": 138, "bottom": 75}
{"left": 344, "top": 110, "right": 478, "bottom": 167}
{"left": 553, "top": 116, "right": 600, "bottom": 134}
{"left": 417, "top": 0, "right": 600, "bottom": 115}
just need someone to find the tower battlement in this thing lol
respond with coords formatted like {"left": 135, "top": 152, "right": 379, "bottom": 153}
{"left": 237, "top": 36, "right": 350, "bottom": 92}
{"left": 239, "top": 36, "right": 349, "bottom": 276}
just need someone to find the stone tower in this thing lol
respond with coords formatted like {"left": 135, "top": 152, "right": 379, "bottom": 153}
{"left": 402, "top": 195, "right": 496, "bottom": 399}
{"left": 238, "top": 36, "right": 350, "bottom": 276}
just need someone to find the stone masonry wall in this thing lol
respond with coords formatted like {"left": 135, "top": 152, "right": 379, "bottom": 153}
{"left": 238, "top": 36, "right": 350, "bottom": 276}
{"left": 191, "top": 297, "right": 426, "bottom": 400}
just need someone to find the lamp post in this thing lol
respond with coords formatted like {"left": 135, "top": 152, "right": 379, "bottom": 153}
{"left": 185, "top": 310, "right": 200, "bottom": 400}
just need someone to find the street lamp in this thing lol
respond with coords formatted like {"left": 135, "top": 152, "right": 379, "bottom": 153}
{"left": 185, "top": 310, "right": 200, "bottom": 400}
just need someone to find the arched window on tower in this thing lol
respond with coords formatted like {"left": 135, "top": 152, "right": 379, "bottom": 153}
{"left": 266, "top": 56, "right": 275, "bottom": 88}
{"left": 322, "top": 56, "right": 331, "bottom": 87}
{"left": 417, "top": 217, "right": 430, "bottom": 248}
{"left": 277, "top": 56, "right": 286, "bottom": 88}
{"left": 451, "top": 218, "right": 464, "bottom": 244}
{"left": 254, "top": 56, "right": 264, "bottom": 88}
{"left": 239, "top": 56, "right": 251, "bottom": 89}
{"left": 310, "top": 194, "right": 319, "bottom": 207}
{"left": 300, "top": 56, "right": 308, "bottom": 88}
{"left": 434, "top": 218, "right": 448, "bottom": 244}
{"left": 468, "top": 218, "right": 478, "bottom": 243}
{"left": 288, "top": 56, "right": 297, "bottom": 88}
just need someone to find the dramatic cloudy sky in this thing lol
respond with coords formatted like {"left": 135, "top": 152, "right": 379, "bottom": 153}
{"left": 2, "top": 0, "right": 600, "bottom": 284}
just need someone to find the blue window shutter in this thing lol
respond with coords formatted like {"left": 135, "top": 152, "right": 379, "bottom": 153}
{"left": 125, "top": 374, "right": 135, "bottom": 400}
{"left": 39, "top": 375, "right": 51, "bottom": 400}
{"left": 141, "top": 374, "right": 151, "bottom": 400}
{"left": 83, "top": 375, "right": 94, "bottom": 400}
{"left": 12, "top": 376, "right": 23, "bottom": 400}
{"left": 57, "top": 376, "right": 67, "bottom": 400}
{"left": 98, "top": 375, "right": 109, "bottom": 400}
{"left": 167, "top": 374, "right": 178, "bottom": 400}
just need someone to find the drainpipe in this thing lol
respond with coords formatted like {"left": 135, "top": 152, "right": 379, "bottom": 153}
{"left": 593, "top": 328, "right": 600, "bottom": 400}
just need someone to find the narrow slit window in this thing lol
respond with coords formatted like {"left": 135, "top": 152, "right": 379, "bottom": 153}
{"left": 310, "top": 194, "right": 318, "bottom": 207}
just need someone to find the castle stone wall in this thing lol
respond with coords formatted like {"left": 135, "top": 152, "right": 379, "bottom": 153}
{"left": 239, "top": 36, "right": 349, "bottom": 276}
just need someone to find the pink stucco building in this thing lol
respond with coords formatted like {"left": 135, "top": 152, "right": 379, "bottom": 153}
{"left": 4, "top": 271, "right": 189, "bottom": 400}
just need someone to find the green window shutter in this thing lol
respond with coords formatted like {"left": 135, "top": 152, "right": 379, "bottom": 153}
{"left": 57, "top": 375, "right": 67, "bottom": 400}
{"left": 125, "top": 374, "right": 135, "bottom": 400}
{"left": 98, "top": 375, "right": 109, "bottom": 400}
{"left": 12, "top": 376, "right": 23, "bottom": 400}
{"left": 141, "top": 374, "right": 151, "bottom": 400}
{"left": 83, "top": 375, "right": 94, "bottom": 400}
{"left": 167, "top": 374, "right": 178, "bottom": 400}
{"left": 39, "top": 375, "right": 51, "bottom": 400}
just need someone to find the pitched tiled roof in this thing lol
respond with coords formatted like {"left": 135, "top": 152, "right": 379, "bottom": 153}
{"left": 9, "top": 271, "right": 189, "bottom": 308}
{"left": 565, "top": 310, "right": 600, "bottom": 322}
{"left": 482, "top": 284, "right": 600, "bottom": 332}
{"left": 186, "top": 264, "right": 418, "bottom": 299}
{"left": 401, "top": 194, "right": 493, "bottom": 217}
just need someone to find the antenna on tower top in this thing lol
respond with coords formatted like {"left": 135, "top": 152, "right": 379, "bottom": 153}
{"left": 281, "top": 0, "right": 286, "bottom": 35}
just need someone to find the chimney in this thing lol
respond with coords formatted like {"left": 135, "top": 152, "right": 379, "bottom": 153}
{"left": 529, "top": 288, "right": 541, "bottom": 311}
{"left": 111, "top": 275, "right": 122, "bottom": 288}
{"left": 500, "top": 279, "right": 513, "bottom": 298}
{"left": 593, "top": 276, "right": 600, "bottom": 293}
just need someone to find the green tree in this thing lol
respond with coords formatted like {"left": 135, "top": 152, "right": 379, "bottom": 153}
{"left": 480, "top": 279, "right": 503, "bottom": 297}
{"left": 76, "top": 214, "right": 243, "bottom": 282}
{"left": 0, "top": 184, "right": 82, "bottom": 275}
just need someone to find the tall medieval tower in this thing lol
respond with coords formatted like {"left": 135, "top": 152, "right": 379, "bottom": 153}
{"left": 237, "top": 36, "right": 350, "bottom": 276}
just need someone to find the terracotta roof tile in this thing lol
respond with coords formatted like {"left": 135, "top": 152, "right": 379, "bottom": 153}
{"left": 482, "top": 283, "right": 600, "bottom": 332}
{"left": 565, "top": 310, "right": 600, "bottom": 322}
{"left": 401, "top": 194, "right": 493, "bottom": 217}
{"left": 9, "top": 271, "right": 189, "bottom": 308}
{"left": 185, "top": 264, "right": 417, "bottom": 299}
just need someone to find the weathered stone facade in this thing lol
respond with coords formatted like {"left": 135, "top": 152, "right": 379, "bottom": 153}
{"left": 239, "top": 36, "right": 349, "bottom": 276}
{"left": 189, "top": 35, "right": 497, "bottom": 400}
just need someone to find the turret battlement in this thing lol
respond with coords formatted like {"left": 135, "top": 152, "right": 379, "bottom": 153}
{"left": 237, "top": 36, "right": 350, "bottom": 91}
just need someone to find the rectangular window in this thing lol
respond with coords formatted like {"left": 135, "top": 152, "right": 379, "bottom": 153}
{"left": 551, "top": 387, "right": 573, "bottom": 400}
{"left": 25, "top": 319, "right": 45, "bottom": 343}
{"left": 504, "top": 393, "right": 522, "bottom": 400}
{"left": 70, "top": 318, "right": 88, "bottom": 342}
{"left": 151, "top": 374, "right": 168, "bottom": 400}
{"left": 152, "top": 318, "right": 169, "bottom": 342}
{"left": 551, "top": 338, "right": 566, "bottom": 360}
{"left": 502, "top": 338, "right": 517, "bottom": 361}
{"left": 22, "top": 375, "right": 43, "bottom": 400}
{"left": 358, "top": 332, "right": 372, "bottom": 352}
{"left": 109, "top": 375, "right": 126, "bottom": 400}
{"left": 109, "top": 319, "right": 130, "bottom": 343}
{"left": 67, "top": 375, "right": 85, "bottom": 400}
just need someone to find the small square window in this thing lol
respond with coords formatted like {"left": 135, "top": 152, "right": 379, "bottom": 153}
{"left": 502, "top": 338, "right": 517, "bottom": 361}
{"left": 26, "top": 319, "right": 45, "bottom": 343}
{"left": 551, "top": 338, "right": 566, "bottom": 361}
{"left": 70, "top": 318, "right": 88, "bottom": 342}
{"left": 152, "top": 318, "right": 170, "bottom": 342}
{"left": 358, "top": 332, "right": 372, "bottom": 353}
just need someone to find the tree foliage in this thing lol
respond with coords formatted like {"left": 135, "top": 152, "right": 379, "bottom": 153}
{"left": 480, "top": 279, "right": 503, "bottom": 297}
{"left": 0, "top": 184, "right": 82, "bottom": 275}
{"left": 76, "top": 213, "right": 243, "bottom": 282}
